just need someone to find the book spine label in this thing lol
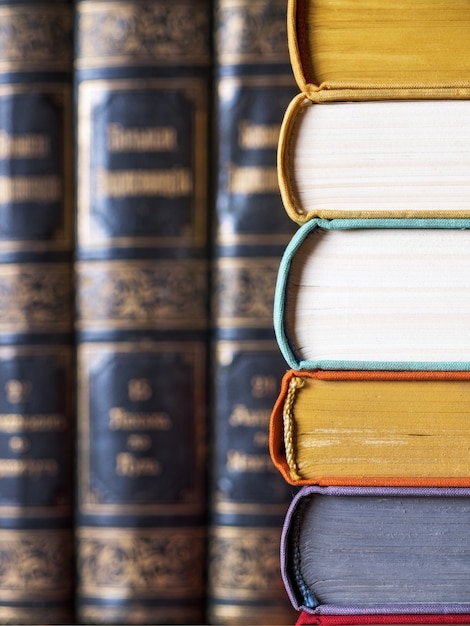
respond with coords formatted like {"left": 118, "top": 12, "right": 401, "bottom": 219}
{"left": 78, "top": 341, "right": 206, "bottom": 516}
{"left": 77, "top": 79, "right": 208, "bottom": 250}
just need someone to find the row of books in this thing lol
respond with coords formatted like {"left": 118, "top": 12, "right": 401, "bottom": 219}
{"left": 270, "top": 1, "right": 470, "bottom": 624}
{"left": 0, "top": 0, "right": 298, "bottom": 624}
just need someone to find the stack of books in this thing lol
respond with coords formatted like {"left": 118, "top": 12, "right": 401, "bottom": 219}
{"left": 269, "top": 1, "right": 470, "bottom": 623}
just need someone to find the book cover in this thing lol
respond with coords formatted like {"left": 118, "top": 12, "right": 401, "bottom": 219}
{"left": 274, "top": 218, "right": 470, "bottom": 371}
{"left": 0, "top": 1, "right": 74, "bottom": 623}
{"left": 270, "top": 370, "right": 470, "bottom": 487}
{"left": 282, "top": 485, "right": 470, "bottom": 616}
{"left": 74, "top": 1, "right": 211, "bottom": 623}
{"left": 207, "top": 1, "right": 298, "bottom": 624}
{"left": 288, "top": 0, "right": 470, "bottom": 101}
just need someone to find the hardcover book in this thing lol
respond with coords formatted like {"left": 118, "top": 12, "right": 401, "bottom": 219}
{"left": 274, "top": 218, "right": 470, "bottom": 371}
{"left": 270, "top": 370, "right": 470, "bottom": 487}
{"left": 208, "top": 1, "right": 298, "bottom": 623}
{"left": 282, "top": 485, "right": 470, "bottom": 617}
{"left": 0, "top": 1, "right": 74, "bottom": 623}
{"left": 278, "top": 100, "right": 470, "bottom": 222}
{"left": 287, "top": 0, "right": 470, "bottom": 102}
{"left": 74, "top": 1, "right": 211, "bottom": 623}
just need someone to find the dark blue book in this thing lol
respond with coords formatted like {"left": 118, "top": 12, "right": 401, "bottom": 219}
{"left": 74, "top": 1, "right": 211, "bottom": 623}
{"left": 207, "top": 1, "right": 298, "bottom": 623}
{"left": 0, "top": 1, "right": 74, "bottom": 623}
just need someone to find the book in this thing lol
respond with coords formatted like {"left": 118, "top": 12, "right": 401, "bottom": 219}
{"left": 287, "top": 0, "right": 470, "bottom": 102}
{"left": 274, "top": 218, "right": 470, "bottom": 371}
{"left": 270, "top": 370, "right": 470, "bottom": 487}
{"left": 282, "top": 485, "right": 470, "bottom": 617}
{"left": 207, "top": 1, "right": 298, "bottom": 624}
{"left": 278, "top": 100, "right": 470, "bottom": 222}
{"left": 0, "top": 1, "right": 74, "bottom": 623}
{"left": 74, "top": 1, "right": 211, "bottom": 623}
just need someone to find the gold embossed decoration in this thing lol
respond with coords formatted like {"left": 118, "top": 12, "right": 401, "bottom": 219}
{"left": 78, "top": 527, "right": 205, "bottom": 598}
{"left": 0, "top": 265, "right": 72, "bottom": 332}
{"left": 214, "top": 258, "right": 278, "bottom": 326}
{"left": 209, "top": 526, "right": 285, "bottom": 599}
{"left": 216, "top": 0, "right": 289, "bottom": 65}
{"left": 0, "top": 530, "right": 72, "bottom": 600}
{"left": 77, "top": 1, "right": 210, "bottom": 67}
{"left": 0, "top": 6, "right": 72, "bottom": 72}
{"left": 76, "top": 260, "right": 208, "bottom": 329}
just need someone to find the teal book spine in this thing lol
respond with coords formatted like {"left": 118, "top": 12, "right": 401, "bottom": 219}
{"left": 74, "top": 1, "right": 211, "bottom": 623}
{"left": 0, "top": 1, "right": 75, "bottom": 623}
{"left": 208, "top": 1, "right": 298, "bottom": 624}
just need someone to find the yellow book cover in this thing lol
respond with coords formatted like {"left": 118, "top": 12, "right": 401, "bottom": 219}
{"left": 289, "top": 0, "right": 470, "bottom": 100}
{"left": 270, "top": 370, "right": 470, "bottom": 487}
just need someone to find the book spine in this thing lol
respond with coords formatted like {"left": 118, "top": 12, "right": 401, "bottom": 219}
{"left": 208, "top": 1, "right": 298, "bottom": 624}
{"left": 0, "top": 2, "right": 74, "bottom": 624}
{"left": 74, "top": 1, "right": 211, "bottom": 624}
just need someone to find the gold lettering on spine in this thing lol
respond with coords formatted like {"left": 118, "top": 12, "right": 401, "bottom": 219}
{"left": 126, "top": 434, "right": 151, "bottom": 452}
{"left": 8, "top": 436, "right": 30, "bottom": 453}
{"left": 226, "top": 450, "right": 276, "bottom": 473}
{"left": 253, "top": 431, "right": 269, "bottom": 447}
{"left": 108, "top": 124, "right": 177, "bottom": 152}
{"left": 0, "top": 405, "right": 66, "bottom": 476}
{"left": 128, "top": 378, "right": 152, "bottom": 402}
{"left": 0, "top": 175, "right": 61, "bottom": 204}
{"left": 109, "top": 392, "right": 171, "bottom": 477}
{"left": 95, "top": 167, "right": 192, "bottom": 198}
{"left": 5, "top": 379, "right": 31, "bottom": 403}
{"left": 227, "top": 165, "right": 278, "bottom": 194}
{"left": 108, "top": 407, "right": 171, "bottom": 431}
{"left": 115, "top": 453, "right": 161, "bottom": 477}
{"left": 251, "top": 374, "right": 277, "bottom": 398}
{"left": 0, "top": 458, "right": 58, "bottom": 477}
{"left": 0, "top": 413, "right": 66, "bottom": 432}
{"left": 238, "top": 120, "right": 280, "bottom": 149}
{"left": 0, "top": 130, "right": 49, "bottom": 158}
{"left": 228, "top": 405, "right": 270, "bottom": 428}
